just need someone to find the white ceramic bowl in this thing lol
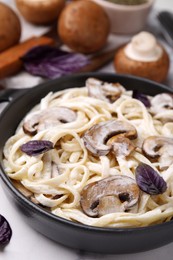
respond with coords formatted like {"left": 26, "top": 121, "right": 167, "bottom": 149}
{"left": 91, "top": 0, "right": 155, "bottom": 34}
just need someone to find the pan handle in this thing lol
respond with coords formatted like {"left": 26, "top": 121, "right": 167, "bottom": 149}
{"left": 0, "top": 88, "right": 28, "bottom": 102}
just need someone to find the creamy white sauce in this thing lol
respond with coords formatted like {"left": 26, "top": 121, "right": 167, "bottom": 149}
{"left": 124, "top": 31, "right": 163, "bottom": 62}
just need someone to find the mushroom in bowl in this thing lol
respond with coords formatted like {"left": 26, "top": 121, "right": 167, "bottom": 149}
{"left": 80, "top": 175, "right": 140, "bottom": 217}
{"left": 0, "top": 73, "right": 173, "bottom": 254}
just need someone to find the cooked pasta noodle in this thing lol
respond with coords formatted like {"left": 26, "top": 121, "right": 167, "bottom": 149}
{"left": 3, "top": 78, "right": 173, "bottom": 228}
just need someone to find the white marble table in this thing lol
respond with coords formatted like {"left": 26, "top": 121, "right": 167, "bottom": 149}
{"left": 1, "top": 1, "right": 173, "bottom": 260}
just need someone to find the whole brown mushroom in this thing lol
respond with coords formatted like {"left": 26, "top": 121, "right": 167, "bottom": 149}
{"left": 15, "top": 0, "right": 65, "bottom": 25}
{"left": 0, "top": 3, "right": 21, "bottom": 52}
{"left": 58, "top": 0, "right": 110, "bottom": 54}
{"left": 114, "top": 31, "right": 169, "bottom": 83}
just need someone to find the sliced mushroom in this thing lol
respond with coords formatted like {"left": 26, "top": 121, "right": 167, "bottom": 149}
{"left": 80, "top": 175, "right": 140, "bottom": 217}
{"left": 83, "top": 120, "right": 137, "bottom": 156}
{"left": 142, "top": 136, "right": 173, "bottom": 170}
{"left": 154, "top": 112, "right": 173, "bottom": 124}
{"left": 107, "top": 136, "right": 135, "bottom": 157}
{"left": 150, "top": 93, "right": 173, "bottom": 115}
{"left": 23, "top": 107, "right": 77, "bottom": 135}
{"left": 86, "top": 77, "right": 124, "bottom": 103}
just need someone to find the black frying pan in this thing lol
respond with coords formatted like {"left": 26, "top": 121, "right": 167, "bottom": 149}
{"left": 0, "top": 72, "right": 172, "bottom": 254}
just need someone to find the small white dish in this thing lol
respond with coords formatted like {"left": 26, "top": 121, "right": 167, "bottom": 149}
{"left": 91, "top": 0, "right": 155, "bottom": 34}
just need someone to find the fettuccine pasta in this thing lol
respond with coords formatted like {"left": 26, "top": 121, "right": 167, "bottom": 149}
{"left": 3, "top": 78, "right": 173, "bottom": 228}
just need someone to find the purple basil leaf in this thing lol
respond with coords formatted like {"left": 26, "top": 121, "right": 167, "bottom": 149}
{"left": 0, "top": 215, "right": 12, "bottom": 246}
{"left": 135, "top": 163, "right": 167, "bottom": 195}
{"left": 21, "top": 45, "right": 68, "bottom": 62}
{"left": 20, "top": 140, "right": 54, "bottom": 156}
{"left": 21, "top": 45, "right": 89, "bottom": 79}
{"left": 132, "top": 90, "right": 151, "bottom": 108}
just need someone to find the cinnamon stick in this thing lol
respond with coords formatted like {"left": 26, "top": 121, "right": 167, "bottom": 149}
{"left": 0, "top": 36, "right": 55, "bottom": 79}
{"left": 78, "top": 48, "right": 116, "bottom": 73}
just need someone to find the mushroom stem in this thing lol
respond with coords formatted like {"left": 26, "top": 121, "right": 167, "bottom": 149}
{"left": 107, "top": 136, "right": 135, "bottom": 158}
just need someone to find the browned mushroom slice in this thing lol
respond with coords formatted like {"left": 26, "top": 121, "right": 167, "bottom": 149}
{"left": 86, "top": 77, "right": 124, "bottom": 103}
{"left": 23, "top": 107, "right": 77, "bottom": 135}
{"left": 142, "top": 136, "right": 173, "bottom": 169}
{"left": 80, "top": 175, "right": 140, "bottom": 217}
{"left": 82, "top": 120, "right": 137, "bottom": 156}
{"left": 150, "top": 93, "right": 173, "bottom": 115}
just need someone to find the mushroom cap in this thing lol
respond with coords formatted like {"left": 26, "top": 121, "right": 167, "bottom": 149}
{"left": 58, "top": 0, "right": 110, "bottom": 54}
{"left": 86, "top": 77, "right": 124, "bottom": 103}
{"left": 23, "top": 107, "right": 77, "bottom": 135}
{"left": 83, "top": 120, "right": 137, "bottom": 156}
{"left": 80, "top": 175, "right": 140, "bottom": 217}
{"left": 114, "top": 43, "right": 169, "bottom": 83}
{"left": 16, "top": 0, "right": 65, "bottom": 25}
{"left": 0, "top": 3, "right": 21, "bottom": 52}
